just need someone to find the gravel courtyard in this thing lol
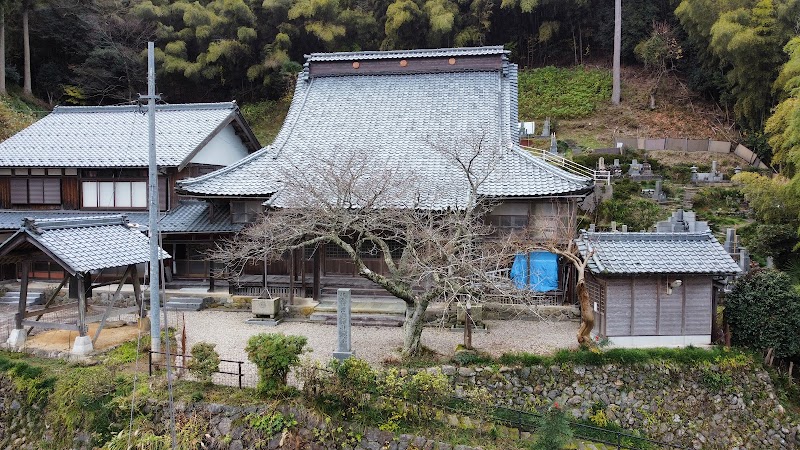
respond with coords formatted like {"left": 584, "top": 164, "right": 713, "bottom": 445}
{"left": 178, "top": 311, "right": 578, "bottom": 373}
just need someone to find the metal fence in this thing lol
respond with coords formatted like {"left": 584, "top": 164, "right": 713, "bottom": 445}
{"left": 148, "top": 350, "right": 259, "bottom": 388}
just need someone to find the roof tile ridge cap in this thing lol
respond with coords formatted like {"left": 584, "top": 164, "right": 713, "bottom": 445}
{"left": 512, "top": 146, "right": 592, "bottom": 183}
{"left": 154, "top": 102, "right": 237, "bottom": 110}
{"left": 31, "top": 214, "right": 128, "bottom": 229}
{"left": 177, "top": 146, "right": 275, "bottom": 186}
{"left": 305, "top": 45, "right": 508, "bottom": 60}
{"left": 52, "top": 104, "right": 137, "bottom": 113}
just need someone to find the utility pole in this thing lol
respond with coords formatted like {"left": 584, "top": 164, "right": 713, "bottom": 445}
{"left": 612, "top": 0, "right": 621, "bottom": 105}
{"left": 142, "top": 42, "right": 162, "bottom": 353}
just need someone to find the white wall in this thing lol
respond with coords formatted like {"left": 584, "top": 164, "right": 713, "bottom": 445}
{"left": 189, "top": 124, "right": 250, "bottom": 167}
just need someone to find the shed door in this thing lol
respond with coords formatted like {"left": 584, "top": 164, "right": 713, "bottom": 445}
{"left": 632, "top": 277, "right": 658, "bottom": 335}
{"left": 658, "top": 275, "right": 683, "bottom": 335}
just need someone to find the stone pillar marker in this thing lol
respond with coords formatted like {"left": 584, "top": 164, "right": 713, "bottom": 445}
{"left": 333, "top": 288, "right": 353, "bottom": 360}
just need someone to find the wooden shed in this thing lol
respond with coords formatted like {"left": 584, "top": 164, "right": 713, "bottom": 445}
{"left": 576, "top": 231, "right": 740, "bottom": 347}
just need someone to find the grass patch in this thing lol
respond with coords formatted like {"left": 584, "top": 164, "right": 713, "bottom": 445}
{"left": 240, "top": 98, "right": 291, "bottom": 145}
{"left": 496, "top": 346, "right": 745, "bottom": 367}
{"left": 102, "top": 340, "right": 143, "bottom": 367}
{"left": 518, "top": 66, "right": 611, "bottom": 120}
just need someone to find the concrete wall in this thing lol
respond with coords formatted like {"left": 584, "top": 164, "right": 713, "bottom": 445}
{"left": 708, "top": 140, "right": 732, "bottom": 154}
{"left": 613, "top": 136, "right": 769, "bottom": 169}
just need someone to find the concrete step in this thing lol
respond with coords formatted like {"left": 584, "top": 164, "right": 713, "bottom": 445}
{"left": 0, "top": 291, "right": 43, "bottom": 306}
{"left": 165, "top": 297, "right": 205, "bottom": 311}
{"left": 315, "top": 298, "right": 406, "bottom": 315}
{"left": 308, "top": 312, "right": 404, "bottom": 327}
{"left": 320, "top": 287, "right": 391, "bottom": 297}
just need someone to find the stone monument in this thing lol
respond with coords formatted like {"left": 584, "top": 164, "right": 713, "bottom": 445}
{"left": 333, "top": 288, "right": 353, "bottom": 360}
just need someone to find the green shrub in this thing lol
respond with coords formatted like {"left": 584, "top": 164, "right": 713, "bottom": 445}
{"left": 739, "top": 223, "right": 800, "bottom": 271}
{"left": 245, "top": 333, "right": 307, "bottom": 396}
{"left": 187, "top": 342, "right": 220, "bottom": 384}
{"left": 726, "top": 270, "right": 800, "bottom": 358}
{"left": 247, "top": 411, "right": 297, "bottom": 437}
{"left": 530, "top": 405, "right": 572, "bottom": 450}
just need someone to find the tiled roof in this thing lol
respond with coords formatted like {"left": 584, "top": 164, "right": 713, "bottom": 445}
{"left": 576, "top": 231, "right": 741, "bottom": 275}
{"left": 0, "top": 215, "right": 169, "bottom": 273}
{"left": 305, "top": 46, "right": 507, "bottom": 61}
{"left": 0, "top": 202, "right": 240, "bottom": 234}
{"left": 0, "top": 210, "right": 151, "bottom": 231}
{"left": 159, "top": 200, "right": 243, "bottom": 233}
{"left": 179, "top": 47, "right": 592, "bottom": 208}
{"left": 0, "top": 102, "right": 255, "bottom": 167}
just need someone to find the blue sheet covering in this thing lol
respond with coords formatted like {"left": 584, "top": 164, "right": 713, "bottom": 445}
{"left": 509, "top": 251, "right": 558, "bottom": 292}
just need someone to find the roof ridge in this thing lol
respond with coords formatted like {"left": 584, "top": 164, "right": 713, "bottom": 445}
{"left": 25, "top": 215, "right": 128, "bottom": 231}
{"left": 53, "top": 102, "right": 237, "bottom": 114}
{"left": 583, "top": 231, "right": 712, "bottom": 241}
{"left": 305, "top": 46, "right": 507, "bottom": 62}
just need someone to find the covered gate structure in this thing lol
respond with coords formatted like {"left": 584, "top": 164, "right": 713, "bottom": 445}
{"left": 0, "top": 215, "right": 168, "bottom": 355}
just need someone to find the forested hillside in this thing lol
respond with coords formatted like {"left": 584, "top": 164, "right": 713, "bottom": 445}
{"left": 0, "top": 0, "right": 798, "bottom": 167}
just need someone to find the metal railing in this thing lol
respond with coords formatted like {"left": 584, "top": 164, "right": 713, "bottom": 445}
{"left": 523, "top": 146, "right": 611, "bottom": 185}
{"left": 148, "top": 350, "right": 253, "bottom": 389}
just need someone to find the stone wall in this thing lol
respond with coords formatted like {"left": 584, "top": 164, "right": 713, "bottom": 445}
{"left": 440, "top": 362, "right": 799, "bottom": 449}
{"left": 0, "top": 373, "right": 482, "bottom": 450}
{"left": 0, "top": 374, "right": 48, "bottom": 449}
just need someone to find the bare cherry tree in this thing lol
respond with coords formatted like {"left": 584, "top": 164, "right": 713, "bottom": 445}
{"left": 212, "top": 135, "right": 563, "bottom": 356}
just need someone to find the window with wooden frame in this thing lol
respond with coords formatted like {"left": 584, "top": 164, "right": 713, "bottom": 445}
{"left": 81, "top": 180, "right": 167, "bottom": 210}
{"left": 230, "top": 201, "right": 263, "bottom": 223}
{"left": 486, "top": 214, "right": 529, "bottom": 232}
{"left": 10, "top": 178, "right": 61, "bottom": 205}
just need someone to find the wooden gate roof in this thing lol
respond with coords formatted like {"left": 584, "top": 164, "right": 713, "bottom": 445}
{"left": 0, "top": 215, "right": 169, "bottom": 275}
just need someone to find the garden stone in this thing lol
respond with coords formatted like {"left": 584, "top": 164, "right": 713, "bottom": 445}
{"left": 218, "top": 417, "right": 232, "bottom": 435}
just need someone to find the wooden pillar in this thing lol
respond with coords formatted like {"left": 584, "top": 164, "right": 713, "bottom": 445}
{"left": 131, "top": 264, "right": 144, "bottom": 317}
{"left": 313, "top": 248, "right": 321, "bottom": 301}
{"left": 301, "top": 246, "right": 306, "bottom": 294}
{"left": 77, "top": 274, "right": 86, "bottom": 337}
{"left": 208, "top": 261, "right": 215, "bottom": 293}
{"left": 288, "top": 249, "right": 295, "bottom": 305}
{"left": 263, "top": 255, "right": 268, "bottom": 293}
{"left": 15, "top": 261, "right": 29, "bottom": 329}
{"left": 711, "top": 283, "right": 719, "bottom": 344}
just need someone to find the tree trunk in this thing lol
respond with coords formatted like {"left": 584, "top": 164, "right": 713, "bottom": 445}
{"left": 22, "top": 1, "right": 31, "bottom": 96}
{"left": 402, "top": 299, "right": 428, "bottom": 357}
{"left": 611, "top": 0, "right": 621, "bottom": 105}
{"left": 575, "top": 278, "right": 595, "bottom": 346}
{"left": 0, "top": 7, "right": 6, "bottom": 95}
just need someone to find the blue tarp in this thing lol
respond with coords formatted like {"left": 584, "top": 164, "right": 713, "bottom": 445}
{"left": 510, "top": 251, "right": 558, "bottom": 292}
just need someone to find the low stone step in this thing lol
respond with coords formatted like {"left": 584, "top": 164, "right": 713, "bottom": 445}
{"left": 165, "top": 297, "right": 205, "bottom": 311}
{"left": 308, "top": 312, "right": 404, "bottom": 327}
{"left": 315, "top": 299, "right": 406, "bottom": 315}
{"left": 0, "top": 291, "right": 43, "bottom": 306}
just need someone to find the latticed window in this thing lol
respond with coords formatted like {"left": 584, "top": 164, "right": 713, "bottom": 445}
{"left": 586, "top": 276, "right": 606, "bottom": 314}
{"left": 486, "top": 215, "right": 529, "bottom": 233}
{"left": 10, "top": 178, "right": 61, "bottom": 205}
